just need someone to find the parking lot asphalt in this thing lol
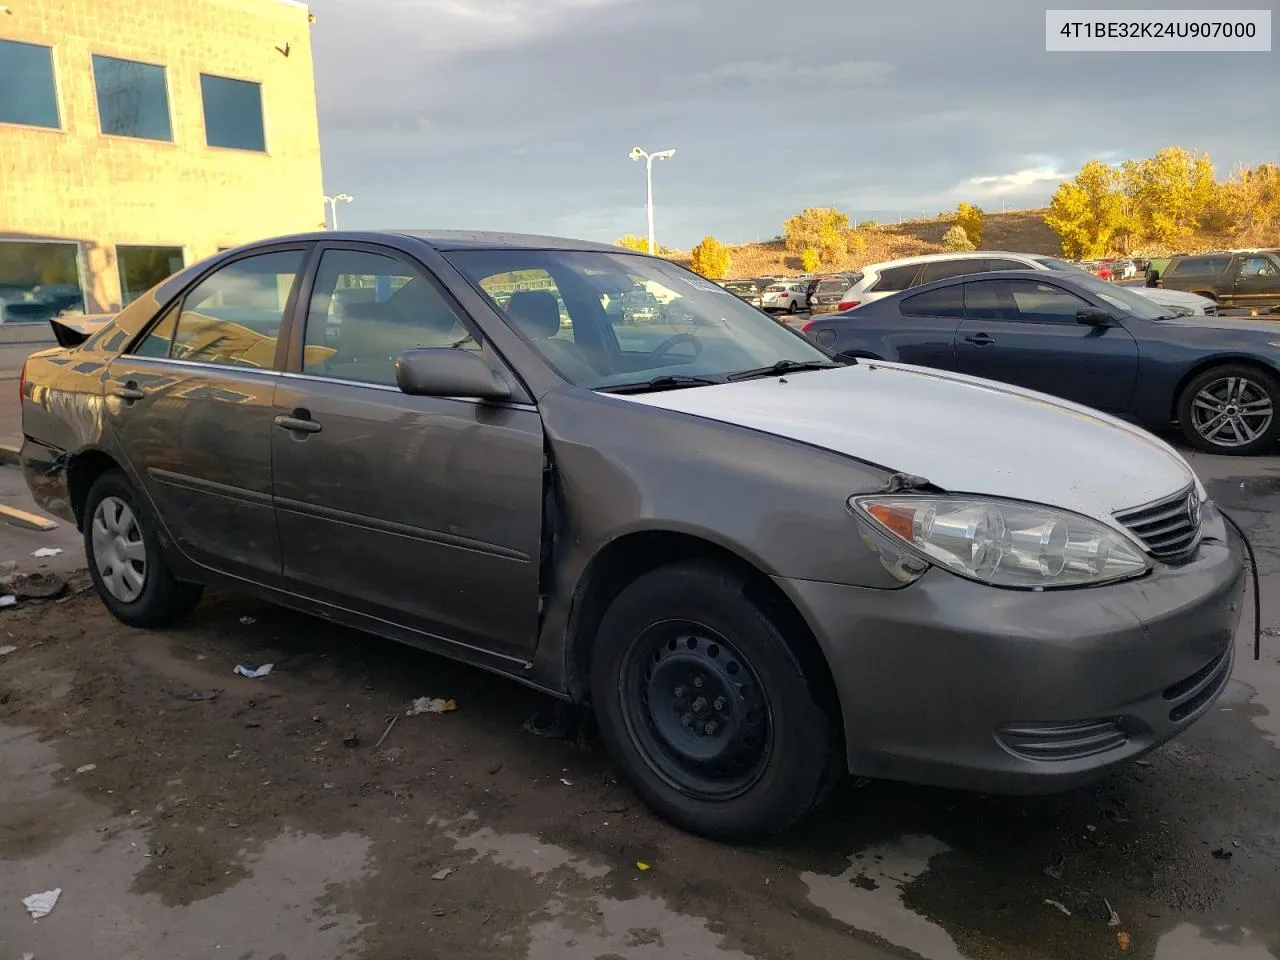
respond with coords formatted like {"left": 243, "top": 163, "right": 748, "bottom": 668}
{"left": 0, "top": 405, "right": 1278, "bottom": 958}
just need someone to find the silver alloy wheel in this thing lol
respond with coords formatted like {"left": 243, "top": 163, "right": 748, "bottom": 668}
{"left": 91, "top": 495, "right": 147, "bottom": 602}
{"left": 1190, "top": 376, "right": 1275, "bottom": 448}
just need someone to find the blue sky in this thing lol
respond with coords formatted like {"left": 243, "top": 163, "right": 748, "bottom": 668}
{"left": 308, "top": 0, "right": 1278, "bottom": 249}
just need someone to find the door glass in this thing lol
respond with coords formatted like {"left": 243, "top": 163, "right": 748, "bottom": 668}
{"left": 142, "top": 250, "right": 303, "bottom": 367}
{"left": 918, "top": 259, "right": 985, "bottom": 284}
{"left": 901, "top": 285, "right": 965, "bottom": 318}
{"left": 130, "top": 305, "right": 178, "bottom": 357}
{"left": 1237, "top": 257, "right": 1277, "bottom": 278}
{"left": 303, "top": 249, "right": 479, "bottom": 386}
{"left": 983, "top": 258, "right": 1028, "bottom": 272}
{"left": 964, "top": 280, "right": 1017, "bottom": 321}
{"left": 1006, "top": 280, "right": 1090, "bottom": 323}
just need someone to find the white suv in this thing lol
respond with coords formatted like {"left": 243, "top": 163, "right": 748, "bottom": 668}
{"left": 838, "top": 252, "right": 1215, "bottom": 315}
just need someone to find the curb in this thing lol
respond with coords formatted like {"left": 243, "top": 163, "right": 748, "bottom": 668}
{"left": 0, "top": 443, "right": 20, "bottom": 467}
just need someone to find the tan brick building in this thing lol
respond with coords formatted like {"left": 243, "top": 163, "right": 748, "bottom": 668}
{"left": 0, "top": 0, "right": 325, "bottom": 318}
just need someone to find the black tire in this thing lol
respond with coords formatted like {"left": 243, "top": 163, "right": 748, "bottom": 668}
{"left": 590, "top": 561, "right": 835, "bottom": 841}
{"left": 82, "top": 469, "right": 203, "bottom": 627}
{"left": 787, "top": 300, "right": 798, "bottom": 315}
{"left": 1177, "top": 364, "right": 1280, "bottom": 456}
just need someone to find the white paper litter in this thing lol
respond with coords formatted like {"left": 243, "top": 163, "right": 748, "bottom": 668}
{"left": 406, "top": 697, "right": 457, "bottom": 717}
{"left": 239, "top": 615, "right": 256, "bottom": 625}
{"left": 74, "top": 763, "right": 96, "bottom": 774}
{"left": 0, "top": 595, "right": 17, "bottom": 607}
{"left": 431, "top": 867, "right": 454, "bottom": 880}
{"left": 233, "top": 663, "right": 273, "bottom": 679}
{"left": 23, "top": 887, "right": 61, "bottom": 918}
{"left": 31, "top": 547, "right": 62, "bottom": 558}
{"left": 0, "top": 644, "right": 16, "bottom": 656}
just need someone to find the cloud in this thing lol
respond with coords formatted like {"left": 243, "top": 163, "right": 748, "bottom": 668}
{"left": 696, "top": 59, "right": 894, "bottom": 85}
{"left": 956, "top": 164, "right": 1070, "bottom": 197}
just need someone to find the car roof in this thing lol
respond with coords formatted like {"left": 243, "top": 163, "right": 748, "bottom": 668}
{"left": 224, "top": 229, "right": 631, "bottom": 255}
{"left": 861, "top": 251, "right": 1043, "bottom": 272}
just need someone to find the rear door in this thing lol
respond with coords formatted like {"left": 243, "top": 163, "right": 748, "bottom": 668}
{"left": 270, "top": 242, "right": 545, "bottom": 660}
{"left": 953, "top": 278, "right": 1139, "bottom": 413}
{"left": 1226, "top": 255, "right": 1280, "bottom": 309}
{"left": 104, "top": 246, "right": 308, "bottom": 585}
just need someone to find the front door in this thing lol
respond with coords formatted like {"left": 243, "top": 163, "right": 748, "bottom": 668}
{"left": 270, "top": 244, "right": 545, "bottom": 660}
{"left": 104, "top": 247, "right": 308, "bottom": 584}
{"left": 1227, "top": 255, "right": 1280, "bottom": 310}
{"left": 953, "top": 278, "right": 1140, "bottom": 413}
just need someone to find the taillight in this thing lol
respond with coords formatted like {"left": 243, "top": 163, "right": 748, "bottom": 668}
{"left": 837, "top": 300, "right": 860, "bottom": 311}
{"left": 18, "top": 359, "right": 27, "bottom": 405}
{"left": 800, "top": 319, "right": 816, "bottom": 334}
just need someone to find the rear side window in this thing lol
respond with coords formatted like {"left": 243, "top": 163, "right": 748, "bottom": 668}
{"left": 918, "top": 260, "right": 987, "bottom": 284}
{"left": 1005, "top": 280, "right": 1089, "bottom": 323}
{"left": 901, "top": 285, "right": 965, "bottom": 318}
{"left": 870, "top": 264, "right": 920, "bottom": 292}
{"left": 1167, "top": 257, "right": 1229, "bottom": 277}
{"left": 133, "top": 250, "right": 304, "bottom": 367}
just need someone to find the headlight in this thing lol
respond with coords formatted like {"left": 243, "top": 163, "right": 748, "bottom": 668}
{"left": 849, "top": 495, "right": 1151, "bottom": 589}
{"left": 1164, "top": 304, "right": 1195, "bottom": 317}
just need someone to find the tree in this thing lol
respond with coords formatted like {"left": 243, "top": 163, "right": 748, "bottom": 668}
{"left": 689, "top": 236, "right": 731, "bottom": 279}
{"left": 783, "top": 207, "right": 850, "bottom": 265}
{"left": 1043, "top": 160, "right": 1130, "bottom": 259}
{"left": 801, "top": 247, "right": 821, "bottom": 272}
{"left": 615, "top": 234, "right": 648, "bottom": 253}
{"left": 955, "top": 203, "right": 985, "bottom": 246}
{"left": 1206, "top": 162, "right": 1280, "bottom": 241}
{"left": 1121, "top": 146, "right": 1216, "bottom": 245}
{"left": 942, "top": 225, "right": 975, "bottom": 252}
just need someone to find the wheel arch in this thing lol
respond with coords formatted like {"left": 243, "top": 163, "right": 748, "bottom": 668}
{"left": 1170, "top": 355, "right": 1280, "bottom": 423}
{"left": 563, "top": 530, "right": 845, "bottom": 750}
{"left": 65, "top": 447, "right": 126, "bottom": 531}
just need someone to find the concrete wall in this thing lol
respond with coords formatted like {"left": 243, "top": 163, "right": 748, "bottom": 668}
{"left": 0, "top": 0, "right": 325, "bottom": 312}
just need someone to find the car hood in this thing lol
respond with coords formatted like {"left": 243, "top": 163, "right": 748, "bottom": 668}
{"left": 1155, "top": 314, "right": 1280, "bottom": 336}
{"left": 614, "top": 362, "right": 1198, "bottom": 531}
{"left": 1133, "top": 287, "right": 1212, "bottom": 309}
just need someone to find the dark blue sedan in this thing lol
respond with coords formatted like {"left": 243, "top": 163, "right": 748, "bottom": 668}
{"left": 800, "top": 269, "right": 1280, "bottom": 455}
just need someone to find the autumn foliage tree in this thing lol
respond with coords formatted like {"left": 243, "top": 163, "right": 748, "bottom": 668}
{"left": 1121, "top": 147, "right": 1216, "bottom": 245}
{"left": 955, "top": 203, "right": 985, "bottom": 246}
{"left": 689, "top": 236, "right": 731, "bottom": 279}
{"left": 1207, "top": 162, "right": 1280, "bottom": 242}
{"left": 942, "top": 225, "right": 975, "bottom": 252}
{"left": 615, "top": 234, "right": 678, "bottom": 256}
{"left": 783, "top": 207, "right": 850, "bottom": 266}
{"left": 1044, "top": 160, "right": 1131, "bottom": 259}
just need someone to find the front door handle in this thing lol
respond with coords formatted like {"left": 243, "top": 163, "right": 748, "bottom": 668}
{"left": 963, "top": 333, "right": 995, "bottom": 346}
{"left": 274, "top": 410, "right": 323, "bottom": 435}
{"left": 112, "top": 381, "right": 145, "bottom": 402}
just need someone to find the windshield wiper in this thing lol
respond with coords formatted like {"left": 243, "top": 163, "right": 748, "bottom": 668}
{"left": 726, "top": 359, "right": 846, "bottom": 382}
{"left": 600, "top": 374, "right": 724, "bottom": 395}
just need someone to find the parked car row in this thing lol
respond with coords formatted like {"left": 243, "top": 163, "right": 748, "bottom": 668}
{"left": 18, "top": 228, "right": 1246, "bottom": 843}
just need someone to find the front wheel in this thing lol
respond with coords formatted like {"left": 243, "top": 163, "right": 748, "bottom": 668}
{"left": 1177, "top": 364, "right": 1280, "bottom": 455}
{"left": 590, "top": 561, "right": 835, "bottom": 840}
{"left": 83, "top": 470, "right": 204, "bottom": 627}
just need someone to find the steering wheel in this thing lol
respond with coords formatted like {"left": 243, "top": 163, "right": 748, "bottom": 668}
{"left": 650, "top": 333, "right": 702, "bottom": 362}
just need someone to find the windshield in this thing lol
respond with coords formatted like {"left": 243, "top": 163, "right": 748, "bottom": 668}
{"left": 1068, "top": 273, "right": 1171, "bottom": 320}
{"left": 724, "top": 281, "right": 757, "bottom": 293}
{"left": 446, "top": 249, "right": 832, "bottom": 390}
{"left": 1033, "top": 256, "right": 1092, "bottom": 276}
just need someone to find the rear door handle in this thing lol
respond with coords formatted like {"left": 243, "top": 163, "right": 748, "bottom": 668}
{"left": 112, "top": 381, "right": 145, "bottom": 402}
{"left": 963, "top": 333, "right": 995, "bottom": 346}
{"left": 274, "top": 410, "right": 323, "bottom": 435}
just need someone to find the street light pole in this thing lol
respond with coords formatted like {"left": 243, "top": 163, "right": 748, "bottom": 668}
{"left": 323, "top": 193, "right": 353, "bottom": 230}
{"left": 628, "top": 147, "right": 675, "bottom": 254}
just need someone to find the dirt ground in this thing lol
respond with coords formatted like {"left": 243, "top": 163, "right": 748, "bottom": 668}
{"left": 2, "top": 448, "right": 1280, "bottom": 960}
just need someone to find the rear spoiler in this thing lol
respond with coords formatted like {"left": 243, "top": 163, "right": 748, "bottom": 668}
{"left": 49, "top": 314, "right": 115, "bottom": 348}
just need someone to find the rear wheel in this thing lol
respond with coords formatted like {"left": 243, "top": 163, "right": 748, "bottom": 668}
{"left": 787, "top": 300, "right": 798, "bottom": 315}
{"left": 590, "top": 561, "right": 835, "bottom": 840}
{"left": 83, "top": 470, "right": 203, "bottom": 627}
{"left": 1177, "top": 364, "right": 1280, "bottom": 455}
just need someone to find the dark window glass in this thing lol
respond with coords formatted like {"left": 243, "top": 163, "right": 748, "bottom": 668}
{"left": 871, "top": 264, "right": 919, "bottom": 292}
{"left": 1006, "top": 280, "right": 1089, "bottom": 323}
{"left": 200, "top": 74, "right": 265, "bottom": 152}
{"left": 918, "top": 259, "right": 987, "bottom": 284}
{"left": 1236, "top": 256, "right": 1278, "bottom": 278}
{"left": 901, "top": 285, "right": 965, "bottom": 318}
{"left": 0, "top": 241, "right": 84, "bottom": 323}
{"left": 1167, "top": 257, "right": 1229, "bottom": 277}
{"left": 131, "top": 305, "right": 178, "bottom": 357}
{"left": 964, "top": 280, "right": 1017, "bottom": 321}
{"left": 814, "top": 278, "right": 851, "bottom": 295}
{"left": 0, "top": 39, "right": 60, "bottom": 129}
{"left": 92, "top": 54, "right": 172, "bottom": 141}
{"left": 118, "top": 246, "right": 185, "bottom": 306}
{"left": 164, "top": 251, "right": 303, "bottom": 367}
{"left": 304, "top": 249, "right": 479, "bottom": 386}
{"left": 983, "top": 258, "right": 1028, "bottom": 272}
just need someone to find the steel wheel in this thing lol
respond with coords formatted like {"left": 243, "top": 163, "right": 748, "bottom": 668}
{"left": 620, "top": 621, "right": 772, "bottom": 801}
{"left": 1189, "top": 375, "right": 1275, "bottom": 449}
{"left": 91, "top": 495, "right": 147, "bottom": 602}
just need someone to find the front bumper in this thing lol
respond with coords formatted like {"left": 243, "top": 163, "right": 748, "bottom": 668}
{"left": 779, "top": 531, "right": 1245, "bottom": 793}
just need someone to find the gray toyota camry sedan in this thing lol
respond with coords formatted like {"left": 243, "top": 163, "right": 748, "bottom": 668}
{"left": 19, "top": 231, "right": 1245, "bottom": 840}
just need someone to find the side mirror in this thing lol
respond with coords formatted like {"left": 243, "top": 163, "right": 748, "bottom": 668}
{"left": 1076, "top": 307, "right": 1115, "bottom": 327}
{"left": 395, "top": 348, "right": 511, "bottom": 401}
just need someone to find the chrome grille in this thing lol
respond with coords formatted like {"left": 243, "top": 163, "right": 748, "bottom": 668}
{"left": 1203, "top": 304, "right": 1217, "bottom": 316}
{"left": 1114, "top": 486, "right": 1202, "bottom": 560}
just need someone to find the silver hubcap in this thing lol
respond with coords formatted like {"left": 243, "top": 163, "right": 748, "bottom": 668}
{"left": 91, "top": 496, "right": 147, "bottom": 602}
{"left": 1191, "top": 376, "right": 1274, "bottom": 448}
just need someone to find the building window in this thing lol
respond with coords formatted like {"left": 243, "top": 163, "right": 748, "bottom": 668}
{"left": 0, "top": 241, "right": 84, "bottom": 324}
{"left": 0, "top": 39, "right": 60, "bottom": 129}
{"left": 92, "top": 54, "right": 173, "bottom": 141}
{"left": 200, "top": 74, "right": 266, "bottom": 152}
{"left": 118, "top": 246, "right": 185, "bottom": 306}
